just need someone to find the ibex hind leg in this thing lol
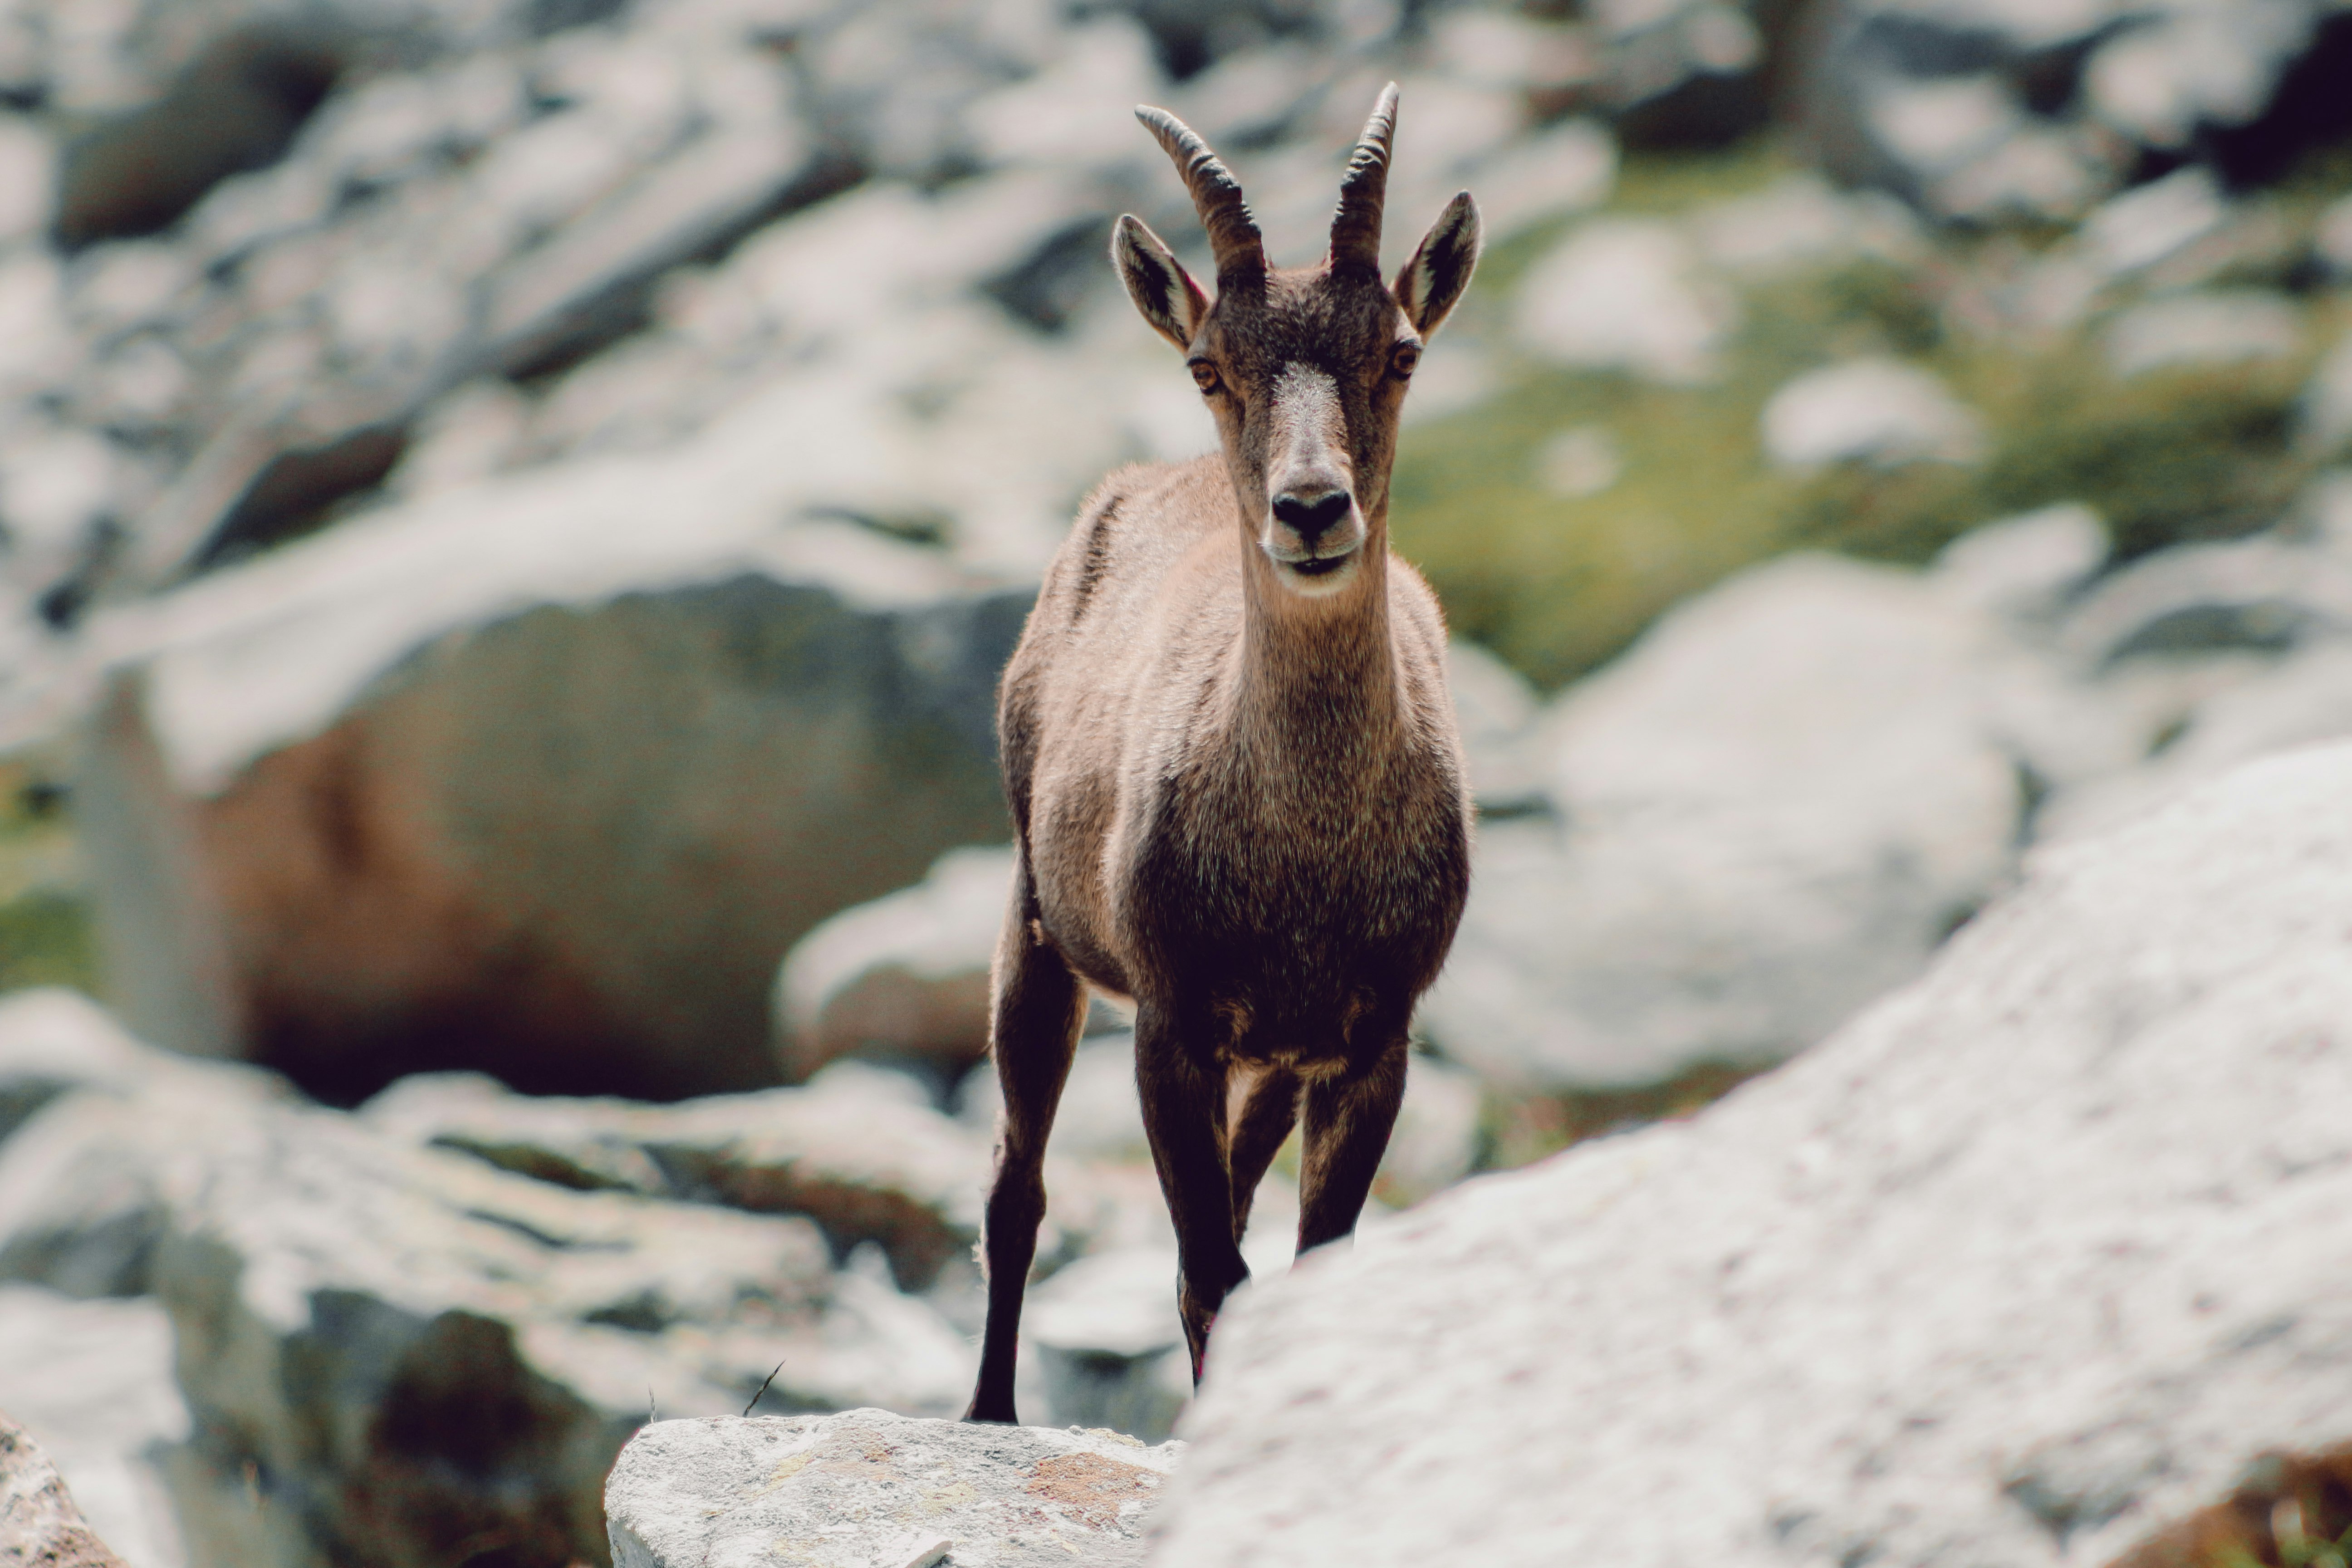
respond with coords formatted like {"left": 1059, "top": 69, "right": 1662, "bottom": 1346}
{"left": 1297, "top": 1039, "right": 1408, "bottom": 1253}
{"left": 1135, "top": 1003, "right": 1250, "bottom": 1385}
{"left": 964, "top": 870, "right": 1085, "bottom": 1425}
{"left": 1225, "top": 1066, "right": 1301, "bottom": 1246}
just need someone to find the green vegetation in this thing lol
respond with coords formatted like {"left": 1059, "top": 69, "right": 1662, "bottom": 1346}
{"left": 0, "top": 757, "right": 98, "bottom": 996}
{"left": 1391, "top": 138, "right": 2340, "bottom": 690}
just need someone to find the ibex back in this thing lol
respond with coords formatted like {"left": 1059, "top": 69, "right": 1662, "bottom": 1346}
{"left": 965, "top": 83, "right": 1480, "bottom": 1424}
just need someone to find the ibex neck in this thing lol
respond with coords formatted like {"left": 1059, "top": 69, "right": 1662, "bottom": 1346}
{"left": 1233, "top": 545, "right": 1401, "bottom": 759}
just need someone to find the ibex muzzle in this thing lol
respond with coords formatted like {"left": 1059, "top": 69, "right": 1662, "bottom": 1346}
{"left": 1263, "top": 366, "right": 1363, "bottom": 587}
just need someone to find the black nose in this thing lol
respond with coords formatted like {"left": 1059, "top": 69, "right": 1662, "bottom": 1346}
{"left": 1273, "top": 489, "right": 1352, "bottom": 543}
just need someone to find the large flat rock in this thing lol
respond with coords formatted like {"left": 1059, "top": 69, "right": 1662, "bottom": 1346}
{"left": 1153, "top": 740, "right": 2352, "bottom": 1566}
{"left": 606, "top": 1409, "right": 1181, "bottom": 1568}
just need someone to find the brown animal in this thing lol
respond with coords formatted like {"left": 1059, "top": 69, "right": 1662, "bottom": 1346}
{"left": 965, "top": 83, "right": 1481, "bottom": 1424}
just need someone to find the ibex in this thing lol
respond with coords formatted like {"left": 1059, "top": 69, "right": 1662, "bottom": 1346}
{"left": 965, "top": 84, "right": 1480, "bottom": 1424}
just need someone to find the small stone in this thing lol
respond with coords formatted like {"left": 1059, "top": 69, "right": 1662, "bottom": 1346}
{"left": 1514, "top": 218, "right": 1736, "bottom": 385}
{"left": 1760, "top": 358, "right": 1984, "bottom": 469}
{"left": 2103, "top": 290, "right": 2302, "bottom": 378}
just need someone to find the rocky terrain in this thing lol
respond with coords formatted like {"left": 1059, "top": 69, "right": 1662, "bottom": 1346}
{"left": 1150, "top": 740, "right": 2352, "bottom": 1567}
{"left": 0, "top": 0, "right": 2351, "bottom": 1563}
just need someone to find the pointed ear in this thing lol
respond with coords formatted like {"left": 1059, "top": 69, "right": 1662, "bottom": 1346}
{"left": 1112, "top": 214, "right": 1210, "bottom": 352}
{"left": 1394, "top": 192, "right": 1481, "bottom": 338}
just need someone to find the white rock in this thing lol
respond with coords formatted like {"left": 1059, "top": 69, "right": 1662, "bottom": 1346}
{"left": 1532, "top": 423, "right": 1621, "bottom": 498}
{"left": 1156, "top": 741, "right": 2352, "bottom": 1567}
{"left": 605, "top": 1409, "right": 1182, "bottom": 1568}
{"left": 0, "top": 113, "right": 54, "bottom": 246}
{"left": 2317, "top": 191, "right": 2352, "bottom": 277}
{"left": 1419, "top": 554, "right": 2020, "bottom": 1089}
{"left": 1514, "top": 217, "right": 1737, "bottom": 385}
{"left": 1456, "top": 118, "right": 1616, "bottom": 241}
{"left": 2104, "top": 289, "right": 2303, "bottom": 377}
{"left": 2080, "top": 166, "right": 2225, "bottom": 276}
{"left": 0, "top": 1406, "right": 131, "bottom": 1568}
{"left": 1444, "top": 639, "right": 1549, "bottom": 813}
{"left": 775, "top": 845, "right": 1014, "bottom": 1084}
{"left": 2083, "top": 5, "right": 2308, "bottom": 149}
{"left": 1864, "top": 75, "right": 2021, "bottom": 176}
{"left": 2301, "top": 331, "right": 2352, "bottom": 455}
{"left": 1930, "top": 503, "right": 2108, "bottom": 626}
{"left": 1760, "top": 358, "right": 1984, "bottom": 468}
{"left": 0, "top": 1288, "right": 185, "bottom": 1568}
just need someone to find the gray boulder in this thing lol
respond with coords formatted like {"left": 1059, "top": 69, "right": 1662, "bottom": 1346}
{"left": 1154, "top": 740, "right": 2352, "bottom": 1567}
{"left": 361, "top": 1065, "right": 1037, "bottom": 1294}
{"left": 0, "top": 1287, "right": 187, "bottom": 1568}
{"left": 774, "top": 846, "right": 1014, "bottom": 1088}
{"left": 0, "top": 992, "right": 978, "bottom": 1568}
{"left": 1418, "top": 553, "right": 2022, "bottom": 1089}
{"left": 0, "top": 1408, "right": 130, "bottom": 1568}
{"left": 72, "top": 467, "right": 1030, "bottom": 1102}
{"left": 606, "top": 1409, "right": 1182, "bottom": 1568}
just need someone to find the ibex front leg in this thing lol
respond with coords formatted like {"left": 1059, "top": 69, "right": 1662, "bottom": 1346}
{"left": 1135, "top": 1003, "right": 1248, "bottom": 1384}
{"left": 965, "top": 872, "right": 1085, "bottom": 1425}
{"left": 1297, "top": 1038, "right": 1407, "bottom": 1253}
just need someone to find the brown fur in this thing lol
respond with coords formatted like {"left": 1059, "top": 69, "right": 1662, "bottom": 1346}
{"left": 965, "top": 88, "right": 1480, "bottom": 1423}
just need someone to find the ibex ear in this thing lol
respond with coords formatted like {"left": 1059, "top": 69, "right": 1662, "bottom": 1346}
{"left": 1394, "top": 191, "right": 1481, "bottom": 338}
{"left": 1113, "top": 214, "right": 1210, "bottom": 353}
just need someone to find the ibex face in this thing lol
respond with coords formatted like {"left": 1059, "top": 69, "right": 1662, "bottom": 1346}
{"left": 1113, "top": 85, "right": 1481, "bottom": 599}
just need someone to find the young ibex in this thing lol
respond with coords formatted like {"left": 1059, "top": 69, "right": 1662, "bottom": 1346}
{"left": 965, "top": 84, "right": 1480, "bottom": 1423}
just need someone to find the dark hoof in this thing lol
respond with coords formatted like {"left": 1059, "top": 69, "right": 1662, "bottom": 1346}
{"left": 963, "top": 1400, "right": 1018, "bottom": 1425}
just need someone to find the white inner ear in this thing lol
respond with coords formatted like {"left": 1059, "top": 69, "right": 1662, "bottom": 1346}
{"left": 1399, "top": 196, "right": 1481, "bottom": 337}
{"left": 1115, "top": 219, "right": 1202, "bottom": 351}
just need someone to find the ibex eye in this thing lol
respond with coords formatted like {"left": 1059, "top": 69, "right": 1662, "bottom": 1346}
{"left": 1189, "top": 360, "right": 1221, "bottom": 394}
{"left": 1390, "top": 344, "right": 1421, "bottom": 379}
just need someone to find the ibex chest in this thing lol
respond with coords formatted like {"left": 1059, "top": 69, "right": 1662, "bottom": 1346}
{"left": 1120, "top": 749, "right": 1470, "bottom": 1057}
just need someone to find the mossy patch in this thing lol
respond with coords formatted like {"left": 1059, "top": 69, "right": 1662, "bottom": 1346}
{"left": 1390, "top": 139, "right": 2343, "bottom": 690}
{"left": 0, "top": 756, "right": 98, "bottom": 997}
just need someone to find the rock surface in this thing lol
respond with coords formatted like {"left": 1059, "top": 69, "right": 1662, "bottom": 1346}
{"left": 0, "top": 989, "right": 982, "bottom": 1568}
{"left": 1418, "top": 553, "right": 2023, "bottom": 1089}
{"left": 0, "top": 1409, "right": 130, "bottom": 1568}
{"left": 605, "top": 1409, "right": 1182, "bottom": 1568}
{"left": 1154, "top": 741, "right": 2352, "bottom": 1566}
{"left": 71, "top": 491, "right": 1030, "bottom": 1102}
{"left": 0, "top": 1288, "right": 188, "bottom": 1568}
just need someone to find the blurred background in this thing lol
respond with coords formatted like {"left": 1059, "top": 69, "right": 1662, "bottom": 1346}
{"left": 1, "top": 0, "right": 2350, "bottom": 1562}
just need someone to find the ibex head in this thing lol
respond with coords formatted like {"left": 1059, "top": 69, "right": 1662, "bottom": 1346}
{"left": 1113, "top": 84, "right": 1481, "bottom": 599}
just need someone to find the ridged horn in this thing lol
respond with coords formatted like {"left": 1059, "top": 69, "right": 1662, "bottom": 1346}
{"left": 1136, "top": 104, "right": 1264, "bottom": 282}
{"left": 1328, "top": 81, "right": 1399, "bottom": 274}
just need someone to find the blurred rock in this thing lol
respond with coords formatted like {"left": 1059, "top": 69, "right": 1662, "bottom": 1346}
{"left": 2082, "top": 167, "right": 2229, "bottom": 277}
{"left": 1760, "top": 358, "right": 1984, "bottom": 469}
{"left": 0, "top": 1408, "right": 129, "bottom": 1568}
{"left": 1024, "top": 1249, "right": 1190, "bottom": 1442}
{"left": 1375, "top": 1052, "right": 1484, "bottom": 1207}
{"left": 2318, "top": 192, "right": 2352, "bottom": 276}
{"left": 1514, "top": 217, "right": 1737, "bottom": 385}
{"left": 361, "top": 1067, "right": 1008, "bottom": 1293}
{"left": 1156, "top": 740, "right": 2352, "bottom": 1566}
{"left": 2301, "top": 332, "right": 2352, "bottom": 456}
{"left": 605, "top": 1409, "right": 1183, "bottom": 1568}
{"left": 1418, "top": 554, "right": 2020, "bottom": 1089}
{"left": 774, "top": 845, "right": 1013, "bottom": 1088}
{"left": 73, "top": 466, "right": 1031, "bottom": 1104}
{"left": 1442, "top": 639, "right": 1548, "bottom": 815}
{"left": 2057, "top": 533, "right": 2352, "bottom": 667}
{"left": 0, "top": 1009, "right": 974, "bottom": 1568}
{"left": 1796, "top": 0, "right": 2351, "bottom": 221}
{"left": 0, "top": 1288, "right": 187, "bottom": 1568}
{"left": 1928, "top": 503, "right": 2107, "bottom": 627}
{"left": 2103, "top": 290, "right": 2304, "bottom": 378}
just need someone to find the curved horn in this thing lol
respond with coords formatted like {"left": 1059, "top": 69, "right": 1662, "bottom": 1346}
{"left": 1328, "top": 81, "right": 1399, "bottom": 274}
{"left": 1136, "top": 105, "right": 1264, "bottom": 282}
